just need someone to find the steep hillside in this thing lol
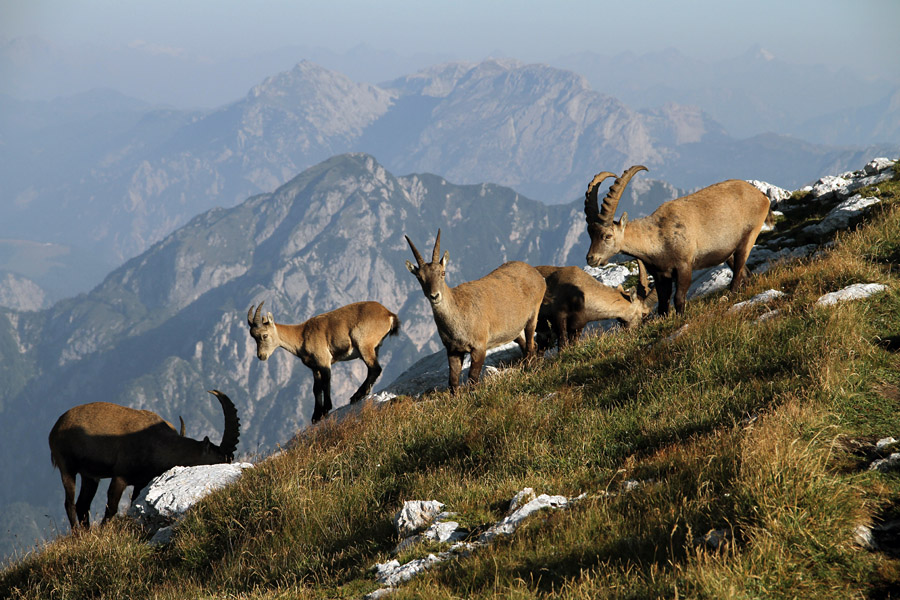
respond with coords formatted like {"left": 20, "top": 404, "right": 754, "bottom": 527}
{"left": 2, "top": 164, "right": 899, "bottom": 598}
{"left": 0, "top": 153, "right": 634, "bottom": 558}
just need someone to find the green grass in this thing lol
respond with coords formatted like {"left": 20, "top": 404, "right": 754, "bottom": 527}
{"left": 3, "top": 174, "right": 900, "bottom": 599}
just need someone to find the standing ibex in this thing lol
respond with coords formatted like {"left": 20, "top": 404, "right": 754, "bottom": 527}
{"left": 536, "top": 261, "right": 657, "bottom": 351}
{"left": 247, "top": 301, "right": 400, "bottom": 423}
{"left": 584, "top": 166, "right": 772, "bottom": 315}
{"left": 405, "top": 229, "right": 546, "bottom": 393}
{"left": 49, "top": 390, "right": 240, "bottom": 530}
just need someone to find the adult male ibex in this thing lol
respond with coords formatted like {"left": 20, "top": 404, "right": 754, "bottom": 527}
{"left": 49, "top": 390, "right": 240, "bottom": 530}
{"left": 405, "top": 229, "right": 546, "bottom": 393}
{"left": 536, "top": 261, "right": 657, "bottom": 351}
{"left": 247, "top": 301, "right": 400, "bottom": 423}
{"left": 584, "top": 166, "right": 772, "bottom": 315}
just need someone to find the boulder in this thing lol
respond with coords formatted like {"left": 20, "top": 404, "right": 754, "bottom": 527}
{"left": 816, "top": 283, "right": 887, "bottom": 307}
{"left": 747, "top": 180, "right": 792, "bottom": 206}
{"left": 803, "top": 194, "right": 880, "bottom": 236}
{"left": 128, "top": 463, "right": 253, "bottom": 531}
{"left": 393, "top": 500, "right": 445, "bottom": 537}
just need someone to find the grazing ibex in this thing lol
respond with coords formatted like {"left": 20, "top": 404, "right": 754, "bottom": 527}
{"left": 49, "top": 390, "right": 240, "bottom": 530}
{"left": 247, "top": 301, "right": 400, "bottom": 423}
{"left": 584, "top": 166, "right": 772, "bottom": 315}
{"left": 536, "top": 261, "right": 657, "bottom": 351}
{"left": 405, "top": 229, "right": 546, "bottom": 393}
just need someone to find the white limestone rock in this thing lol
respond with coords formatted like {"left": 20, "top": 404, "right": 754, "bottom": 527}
{"left": 810, "top": 175, "right": 851, "bottom": 200}
{"left": 394, "top": 500, "right": 445, "bottom": 537}
{"left": 729, "top": 289, "right": 785, "bottom": 312}
{"left": 687, "top": 266, "right": 733, "bottom": 300}
{"left": 128, "top": 463, "right": 253, "bottom": 530}
{"left": 864, "top": 157, "right": 895, "bottom": 175}
{"left": 815, "top": 283, "right": 887, "bottom": 307}
{"left": 869, "top": 453, "right": 900, "bottom": 473}
{"left": 747, "top": 180, "right": 792, "bottom": 206}
{"left": 803, "top": 194, "right": 881, "bottom": 236}
{"left": 478, "top": 493, "right": 569, "bottom": 543}
{"left": 582, "top": 263, "right": 633, "bottom": 287}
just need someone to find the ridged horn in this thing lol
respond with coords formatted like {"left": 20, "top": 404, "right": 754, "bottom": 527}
{"left": 208, "top": 390, "right": 240, "bottom": 462}
{"left": 405, "top": 235, "right": 425, "bottom": 267}
{"left": 248, "top": 302, "right": 264, "bottom": 327}
{"left": 599, "top": 165, "right": 647, "bottom": 224}
{"left": 179, "top": 416, "right": 185, "bottom": 436}
{"left": 432, "top": 229, "right": 442, "bottom": 263}
{"left": 584, "top": 171, "right": 616, "bottom": 224}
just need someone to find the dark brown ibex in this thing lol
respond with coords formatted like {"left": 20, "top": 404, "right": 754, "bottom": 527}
{"left": 584, "top": 166, "right": 772, "bottom": 315}
{"left": 405, "top": 229, "right": 546, "bottom": 393}
{"left": 48, "top": 390, "right": 240, "bottom": 530}
{"left": 536, "top": 261, "right": 657, "bottom": 351}
{"left": 247, "top": 301, "right": 400, "bottom": 423}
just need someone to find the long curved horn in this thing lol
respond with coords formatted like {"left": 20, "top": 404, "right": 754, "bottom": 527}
{"left": 636, "top": 259, "right": 650, "bottom": 299}
{"left": 179, "top": 416, "right": 186, "bottom": 436}
{"left": 405, "top": 235, "right": 425, "bottom": 267}
{"left": 584, "top": 171, "right": 616, "bottom": 224}
{"left": 599, "top": 165, "right": 647, "bottom": 225}
{"left": 208, "top": 390, "right": 240, "bottom": 462}
{"left": 432, "top": 228, "right": 442, "bottom": 263}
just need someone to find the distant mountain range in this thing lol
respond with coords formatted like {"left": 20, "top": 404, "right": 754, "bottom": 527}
{"left": 2, "top": 57, "right": 897, "bottom": 305}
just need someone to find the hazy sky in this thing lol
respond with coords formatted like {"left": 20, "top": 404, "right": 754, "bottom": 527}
{"left": 3, "top": 0, "right": 898, "bottom": 79}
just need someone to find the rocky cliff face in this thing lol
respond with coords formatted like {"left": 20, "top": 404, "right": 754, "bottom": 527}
{"left": 6, "top": 57, "right": 890, "bottom": 295}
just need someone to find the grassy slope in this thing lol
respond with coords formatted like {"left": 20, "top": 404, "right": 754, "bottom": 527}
{"left": 3, "top": 171, "right": 900, "bottom": 599}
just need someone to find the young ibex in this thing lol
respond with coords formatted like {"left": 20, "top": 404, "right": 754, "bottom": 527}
{"left": 584, "top": 166, "right": 772, "bottom": 315}
{"left": 247, "top": 301, "right": 400, "bottom": 423}
{"left": 49, "top": 390, "right": 240, "bottom": 530}
{"left": 536, "top": 261, "right": 657, "bottom": 351}
{"left": 405, "top": 229, "right": 546, "bottom": 393}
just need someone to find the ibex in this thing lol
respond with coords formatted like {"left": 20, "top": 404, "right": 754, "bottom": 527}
{"left": 247, "top": 301, "right": 400, "bottom": 423}
{"left": 49, "top": 390, "right": 240, "bottom": 530}
{"left": 584, "top": 166, "right": 772, "bottom": 315}
{"left": 536, "top": 261, "right": 657, "bottom": 351}
{"left": 405, "top": 229, "right": 546, "bottom": 393}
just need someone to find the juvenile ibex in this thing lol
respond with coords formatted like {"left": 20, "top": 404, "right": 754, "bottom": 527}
{"left": 584, "top": 166, "right": 772, "bottom": 315}
{"left": 247, "top": 301, "right": 400, "bottom": 423}
{"left": 536, "top": 261, "right": 657, "bottom": 351}
{"left": 405, "top": 229, "right": 546, "bottom": 392}
{"left": 49, "top": 390, "right": 240, "bottom": 530}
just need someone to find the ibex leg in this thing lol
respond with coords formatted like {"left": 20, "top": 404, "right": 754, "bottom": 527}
{"left": 103, "top": 476, "right": 128, "bottom": 523}
{"left": 311, "top": 367, "right": 332, "bottom": 423}
{"left": 59, "top": 467, "right": 79, "bottom": 529}
{"left": 468, "top": 347, "right": 487, "bottom": 384}
{"left": 75, "top": 476, "right": 99, "bottom": 528}
{"left": 655, "top": 274, "right": 674, "bottom": 316}
{"left": 673, "top": 268, "right": 693, "bottom": 315}
{"left": 447, "top": 351, "right": 464, "bottom": 393}
{"left": 350, "top": 345, "right": 382, "bottom": 403}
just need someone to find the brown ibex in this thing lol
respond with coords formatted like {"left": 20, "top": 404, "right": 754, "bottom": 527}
{"left": 49, "top": 390, "right": 240, "bottom": 530}
{"left": 247, "top": 301, "right": 400, "bottom": 423}
{"left": 536, "top": 261, "right": 657, "bottom": 351}
{"left": 405, "top": 229, "right": 546, "bottom": 393}
{"left": 584, "top": 166, "right": 772, "bottom": 315}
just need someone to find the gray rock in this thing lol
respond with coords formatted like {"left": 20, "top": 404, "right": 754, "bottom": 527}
{"left": 687, "top": 266, "right": 733, "bottom": 300}
{"left": 582, "top": 264, "right": 634, "bottom": 287}
{"left": 478, "top": 493, "right": 569, "bottom": 543}
{"left": 810, "top": 175, "right": 851, "bottom": 200}
{"left": 803, "top": 194, "right": 880, "bottom": 236}
{"left": 865, "top": 158, "right": 895, "bottom": 175}
{"left": 729, "top": 289, "right": 785, "bottom": 312}
{"left": 394, "top": 500, "right": 445, "bottom": 537}
{"left": 747, "top": 180, "right": 792, "bottom": 206}
{"left": 869, "top": 453, "right": 900, "bottom": 473}
{"left": 815, "top": 283, "right": 887, "bottom": 306}
{"left": 128, "top": 463, "right": 254, "bottom": 532}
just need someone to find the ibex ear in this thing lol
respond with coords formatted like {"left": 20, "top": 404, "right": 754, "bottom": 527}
{"left": 440, "top": 251, "right": 449, "bottom": 267}
{"left": 619, "top": 212, "right": 628, "bottom": 228}
{"left": 406, "top": 260, "right": 418, "bottom": 275}
{"left": 265, "top": 312, "right": 274, "bottom": 324}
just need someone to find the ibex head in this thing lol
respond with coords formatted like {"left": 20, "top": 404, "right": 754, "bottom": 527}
{"left": 585, "top": 165, "right": 647, "bottom": 267}
{"left": 405, "top": 229, "right": 450, "bottom": 306}
{"left": 629, "top": 259, "right": 658, "bottom": 319}
{"left": 247, "top": 301, "right": 278, "bottom": 360}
